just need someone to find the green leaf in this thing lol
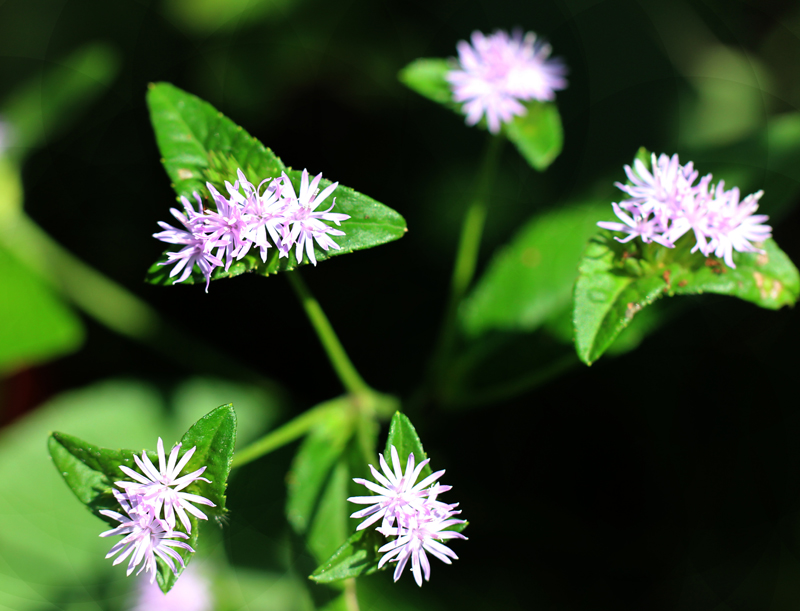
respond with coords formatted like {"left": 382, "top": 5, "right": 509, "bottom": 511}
{"left": 48, "top": 404, "right": 238, "bottom": 594}
{"left": 310, "top": 528, "right": 384, "bottom": 583}
{"left": 398, "top": 58, "right": 457, "bottom": 107}
{"left": 306, "top": 456, "right": 350, "bottom": 564}
{"left": 384, "top": 412, "right": 432, "bottom": 482}
{"left": 286, "top": 400, "right": 354, "bottom": 534}
{"left": 178, "top": 403, "right": 237, "bottom": 515}
{"left": 574, "top": 233, "right": 800, "bottom": 365}
{"left": 146, "top": 82, "right": 285, "bottom": 201}
{"left": 2, "top": 43, "right": 119, "bottom": 163}
{"left": 462, "top": 202, "right": 610, "bottom": 336}
{"left": 0, "top": 242, "right": 84, "bottom": 374}
{"left": 399, "top": 58, "right": 564, "bottom": 170}
{"left": 145, "top": 82, "right": 407, "bottom": 286}
{"left": 47, "top": 432, "right": 157, "bottom": 519}
{"left": 503, "top": 101, "right": 563, "bottom": 171}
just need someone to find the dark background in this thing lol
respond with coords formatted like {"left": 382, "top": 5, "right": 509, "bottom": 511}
{"left": 3, "top": 0, "right": 800, "bottom": 609}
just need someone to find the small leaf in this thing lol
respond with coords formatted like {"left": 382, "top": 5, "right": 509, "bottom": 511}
{"left": 398, "top": 58, "right": 456, "bottom": 107}
{"left": 145, "top": 83, "right": 407, "bottom": 286}
{"left": 177, "top": 403, "right": 236, "bottom": 515}
{"left": 306, "top": 456, "right": 350, "bottom": 564}
{"left": 399, "top": 58, "right": 564, "bottom": 170}
{"left": 384, "top": 412, "right": 432, "bottom": 482}
{"left": 574, "top": 233, "right": 800, "bottom": 365}
{"left": 310, "top": 528, "right": 384, "bottom": 583}
{"left": 503, "top": 102, "right": 563, "bottom": 171}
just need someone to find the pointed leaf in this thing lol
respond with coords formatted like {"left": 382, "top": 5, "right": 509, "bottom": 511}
{"left": 48, "top": 432, "right": 157, "bottom": 519}
{"left": 177, "top": 403, "right": 236, "bottom": 515}
{"left": 145, "top": 83, "right": 407, "bottom": 286}
{"left": 384, "top": 412, "right": 432, "bottom": 482}
{"left": 398, "top": 58, "right": 457, "bottom": 108}
{"left": 574, "top": 233, "right": 800, "bottom": 365}
{"left": 306, "top": 456, "right": 350, "bottom": 564}
{"left": 310, "top": 528, "right": 384, "bottom": 583}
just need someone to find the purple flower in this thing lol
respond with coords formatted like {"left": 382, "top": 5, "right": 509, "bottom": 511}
{"left": 132, "top": 564, "right": 213, "bottom": 611}
{"left": 99, "top": 491, "right": 194, "bottom": 583}
{"left": 377, "top": 512, "right": 466, "bottom": 587}
{"left": 116, "top": 437, "right": 215, "bottom": 534}
{"left": 280, "top": 170, "right": 350, "bottom": 266}
{"left": 152, "top": 194, "right": 226, "bottom": 292}
{"left": 599, "top": 153, "right": 772, "bottom": 268}
{"left": 348, "top": 445, "right": 449, "bottom": 531}
{"left": 446, "top": 29, "right": 567, "bottom": 134}
{"left": 153, "top": 168, "right": 350, "bottom": 287}
{"left": 349, "top": 445, "right": 465, "bottom": 586}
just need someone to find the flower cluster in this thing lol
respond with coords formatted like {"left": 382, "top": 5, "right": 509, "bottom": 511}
{"left": 598, "top": 153, "right": 772, "bottom": 269}
{"left": 348, "top": 445, "right": 466, "bottom": 587}
{"left": 446, "top": 29, "right": 568, "bottom": 134}
{"left": 154, "top": 169, "right": 350, "bottom": 291}
{"left": 99, "top": 438, "right": 215, "bottom": 583}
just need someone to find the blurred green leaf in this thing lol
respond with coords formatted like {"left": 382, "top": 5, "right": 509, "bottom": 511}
{"left": 286, "top": 399, "right": 354, "bottom": 534}
{"left": 462, "top": 202, "right": 609, "bottom": 336}
{"left": 306, "top": 456, "right": 350, "bottom": 564}
{"left": 574, "top": 234, "right": 799, "bottom": 365}
{"left": 164, "top": 0, "right": 295, "bottom": 35}
{"left": 384, "top": 412, "right": 432, "bottom": 482}
{"left": 2, "top": 43, "right": 119, "bottom": 162}
{"left": 145, "top": 82, "right": 407, "bottom": 286}
{"left": 0, "top": 243, "right": 84, "bottom": 373}
{"left": 0, "top": 380, "right": 167, "bottom": 610}
{"left": 398, "top": 58, "right": 456, "bottom": 107}
{"left": 399, "top": 58, "right": 563, "bottom": 170}
{"left": 310, "top": 528, "right": 384, "bottom": 583}
{"left": 504, "top": 101, "right": 563, "bottom": 170}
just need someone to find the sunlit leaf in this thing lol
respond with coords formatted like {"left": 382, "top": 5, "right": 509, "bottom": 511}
{"left": 145, "top": 83, "right": 407, "bottom": 286}
{"left": 574, "top": 233, "right": 800, "bottom": 365}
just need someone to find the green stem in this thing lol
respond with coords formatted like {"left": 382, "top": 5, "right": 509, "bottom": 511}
{"left": 344, "top": 579, "right": 360, "bottom": 611}
{"left": 430, "top": 135, "right": 503, "bottom": 384}
{"left": 0, "top": 213, "right": 271, "bottom": 384}
{"left": 287, "top": 271, "right": 371, "bottom": 397}
{"left": 231, "top": 400, "right": 334, "bottom": 469}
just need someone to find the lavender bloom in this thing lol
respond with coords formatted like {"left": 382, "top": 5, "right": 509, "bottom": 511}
{"left": 152, "top": 194, "right": 225, "bottom": 291}
{"left": 116, "top": 437, "right": 215, "bottom": 534}
{"left": 280, "top": 169, "right": 349, "bottom": 266}
{"left": 599, "top": 153, "right": 772, "bottom": 268}
{"left": 132, "top": 564, "right": 213, "bottom": 611}
{"left": 377, "top": 512, "right": 466, "bottom": 587}
{"left": 153, "top": 168, "right": 350, "bottom": 286}
{"left": 348, "top": 445, "right": 449, "bottom": 531}
{"left": 349, "top": 445, "right": 465, "bottom": 586}
{"left": 447, "top": 29, "right": 568, "bottom": 134}
{"left": 100, "top": 491, "right": 194, "bottom": 583}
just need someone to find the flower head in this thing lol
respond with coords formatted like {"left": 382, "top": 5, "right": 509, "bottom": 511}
{"left": 599, "top": 153, "right": 772, "bottom": 268}
{"left": 153, "top": 168, "right": 350, "bottom": 287}
{"left": 100, "top": 491, "right": 194, "bottom": 583}
{"left": 132, "top": 564, "right": 213, "bottom": 611}
{"left": 348, "top": 445, "right": 465, "bottom": 586}
{"left": 116, "top": 437, "right": 215, "bottom": 534}
{"left": 446, "top": 29, "right": 567, "bottom": 134}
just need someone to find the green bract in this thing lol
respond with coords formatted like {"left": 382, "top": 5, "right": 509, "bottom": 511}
{"left": 48, "top": 403, "right": 237, "bottom": 593}
{"left": 144, "top": 83, "right": 407, "bottom": 286}
{"left": 399, "top": 58, "right": 563, "bottom": 170}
